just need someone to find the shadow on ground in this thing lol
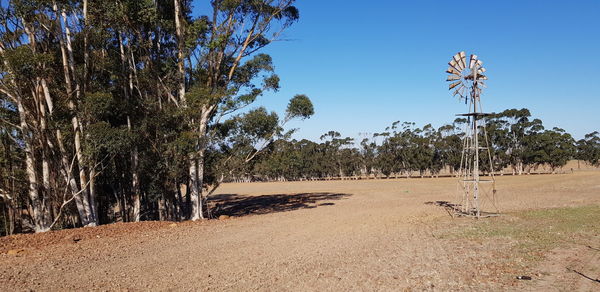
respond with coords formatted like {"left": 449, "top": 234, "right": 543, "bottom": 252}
{"left": 425, "top": 200, "right": 461, "bottom": 216}
{"left": 209, "top": 192, "right": 352, "bottom": 217}
{"left": 425, "top": 200, "right": 501, "bottom": 218}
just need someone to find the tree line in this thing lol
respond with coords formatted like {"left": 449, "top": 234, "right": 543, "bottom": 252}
{"left": 238, "top": 108, "right": 600, "bottom": 182}
{"left": 0, "top": 0, "right": 313, "bottom": 234}
{"left": 1, "top": 1, "right": 599, "bottom": 236}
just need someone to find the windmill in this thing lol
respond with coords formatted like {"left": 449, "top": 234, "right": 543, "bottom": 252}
{"left": 446, "top": 51, "right": 498, "bottom": 218}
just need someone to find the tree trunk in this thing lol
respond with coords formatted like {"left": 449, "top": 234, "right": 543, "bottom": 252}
{"left": 117, "top": 30, "right": 142, "bottom": 222}
{"left": 189, "top": 109, "right": 212, "bottom": 220}
{"left": 2, "top": 29, "right": 51, "bottom": 232}
{"left": 2, "top": 198, "right": 15, "bottom": 235}
{"left": 39, "top": 79, "right": 87, "bottom": 224}
{"left": 17, "top": 101, "right": 51, "bottom": 232}
{"left": 82, "top": 0, "right": 89, "bottom": 92}
{"left": 54, "top": 4, "right": 95, "bottom": 226}
{"left": 132, "top": 146, "right": 141, "bottom": 221}
{"left": 175, "top": 179, "right": 183, "bottom": 221}
{"left": 189, "top": 155, "right": 203, "bottom": 220}
{"left": 174, "top": 0, "right": 187, "bottom": 108}
{"left": 64, "top": 12, "right": 96, "bottom": 227}
{"left": 158, "top": 196, "right": 166, "bottom": 221}
{"left": 89, "top": 167, "right": 97, "bottom": 223}
{"left": 174, "top": 0, "right": 204, "bottom": 221}
{"left": 1, "top": 138, "right": 16, "bottom": 235}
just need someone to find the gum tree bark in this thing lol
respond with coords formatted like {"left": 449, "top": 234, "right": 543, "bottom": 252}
{"left": 173, "top": 0, "right": 204, "bottom": 220}
{"left": 54, "top": 2, "right": 95, "bottom": 226}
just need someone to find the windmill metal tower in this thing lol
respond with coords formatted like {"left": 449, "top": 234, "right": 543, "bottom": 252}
{"left": 446, "top": 52, "right": 498, "bottom": 218}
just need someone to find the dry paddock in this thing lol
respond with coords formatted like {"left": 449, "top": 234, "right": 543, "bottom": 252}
{"left": 1, "top": 170, "right": 599, "bottom": 291}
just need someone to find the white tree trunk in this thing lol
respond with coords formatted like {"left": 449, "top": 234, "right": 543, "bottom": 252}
{"left": 189, "top": 109, "right": 211, "bottom": 220}
{"left": 63, "top": 10, "right": 96, "bottom": 227}
{"left": 174, "top": 0, "right": 202, "bottom": 221}
{"left": 174, "top": 0, "right": 186, "bottom": 108}
{"left": 132, "top": 146, "right": 141, "bottom": 222}
{"left": 43, "top": 72, "right": 88, "bottom": 227}
{"left": 55, "top": 4, "right": 94, "bottom": 226}
{"left": 17, "top": 100, "right": 51, "bottom": 232}
{"left": 38, "top": 83, "right": 52, "bottom": 200}
{"left": 189, "top": 155, "right": 202, "bottom": 220}
{"left": 118, "top": 29, "right": 142, "bottom": 222}
{"left": 158, "top": 196, "right": 166, "bottom": 221}
{"left": 82, "top": 0, "right": 89, "bottom": 91}
{"left": 3, "top": 26, "right": 51, "bottom": 232}
{"left": 89, "top": 167, "right": 98, "bottom": 223}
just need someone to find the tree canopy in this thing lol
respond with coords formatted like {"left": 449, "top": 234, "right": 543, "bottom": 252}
{"left": 0, "top": 0, "right": 312, "bottom": 234}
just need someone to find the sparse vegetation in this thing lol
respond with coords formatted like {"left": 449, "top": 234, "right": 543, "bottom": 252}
{"left": 450, "top": 205, "right": 600, "bottom": 262}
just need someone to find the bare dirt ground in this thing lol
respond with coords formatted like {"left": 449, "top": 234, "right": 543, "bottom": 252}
{"left": 1, "top": 171, "right": 600, "bottom": 291}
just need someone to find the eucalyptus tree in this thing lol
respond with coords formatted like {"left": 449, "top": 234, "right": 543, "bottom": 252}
{"left": 0, "top": 0, "right": 101, "bottom": 231}
{"left": 208, "top": 95, "right": 313, "bottom": 187}
{"left": 0, "top": 102, "right": 26, "bottom": 235}
{"left": 483, "top": 115, "right": 511, "bottom": 172}
{"left": 295, "top": 139, "right": 324, "bottom": 178}
{"left": 436, "top": 121, "right": 464, "bottom": 174}
{"left": 172, "top": 0, "right": 302, "bottom": 220}
{"left": 373, "top": 132, "right": 394, "bottom": 177}
{"left": 524, "top": 127, "right": 576, "bottom": 172}
{"left": 411, "top": 124, "right": 437, "bottom": 176}
{"left": 0, "top": 0, "right": 310, "bottom": 231}
{"left": 359, "top": 138, "right": 377, "bottom": 176}
{"left": 490, "top": 109, "right": 545, "bottom": 174}
{"left": 252, "top": 139, "right": 294, "bottom": 180}
{"left": 320, "top": 131, "right": 355, "bottom": 177}
{"left": 576, "top": 131, "right": 600, "bottom": 167}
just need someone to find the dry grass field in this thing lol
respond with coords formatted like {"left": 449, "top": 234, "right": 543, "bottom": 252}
{"left": 1, "top": 170, "right": 600, "bottom": 291}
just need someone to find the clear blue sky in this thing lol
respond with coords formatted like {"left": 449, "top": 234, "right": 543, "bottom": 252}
{"left": 195, "top": 1, "right": 600, "bottom": 141}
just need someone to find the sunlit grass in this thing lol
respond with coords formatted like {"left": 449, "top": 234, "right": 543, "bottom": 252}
{"left": 451, "top": 205, "right": 600, "bottom": 261}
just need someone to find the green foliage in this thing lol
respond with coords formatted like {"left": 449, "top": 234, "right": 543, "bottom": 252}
{"left": 238, "top": 107, "right": 280, "bottom": 141}
{"left": 85, "top": 122, "right": 131, "bottom": 158}
{"left": 247, "top": 109, "right": 586, "bottom": 181}
{"left": 262, "top": 74, "right": 280, "bottom": 91}
{"left": 576, "top": 131, "right": 600, "bottom": 166}
{"left": 524, "top": 128, "right": 575, "bottom": 170}
{"left": 0, "top": 0, "right": 308, "bottom": 229}
{"left": 286, "top": 94, "right": 314, "bottom": 121}
{"left": 186, "top": 85, "right": 216, "bottom": 109}
{"left": 83, "top": 92, "right": 117, "bottom": 122}
{"left": 233, "top": 54, "right": 274, "bottom": 85}
{"left": 3, "top": 47, "right": 53, "bottom": 80}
